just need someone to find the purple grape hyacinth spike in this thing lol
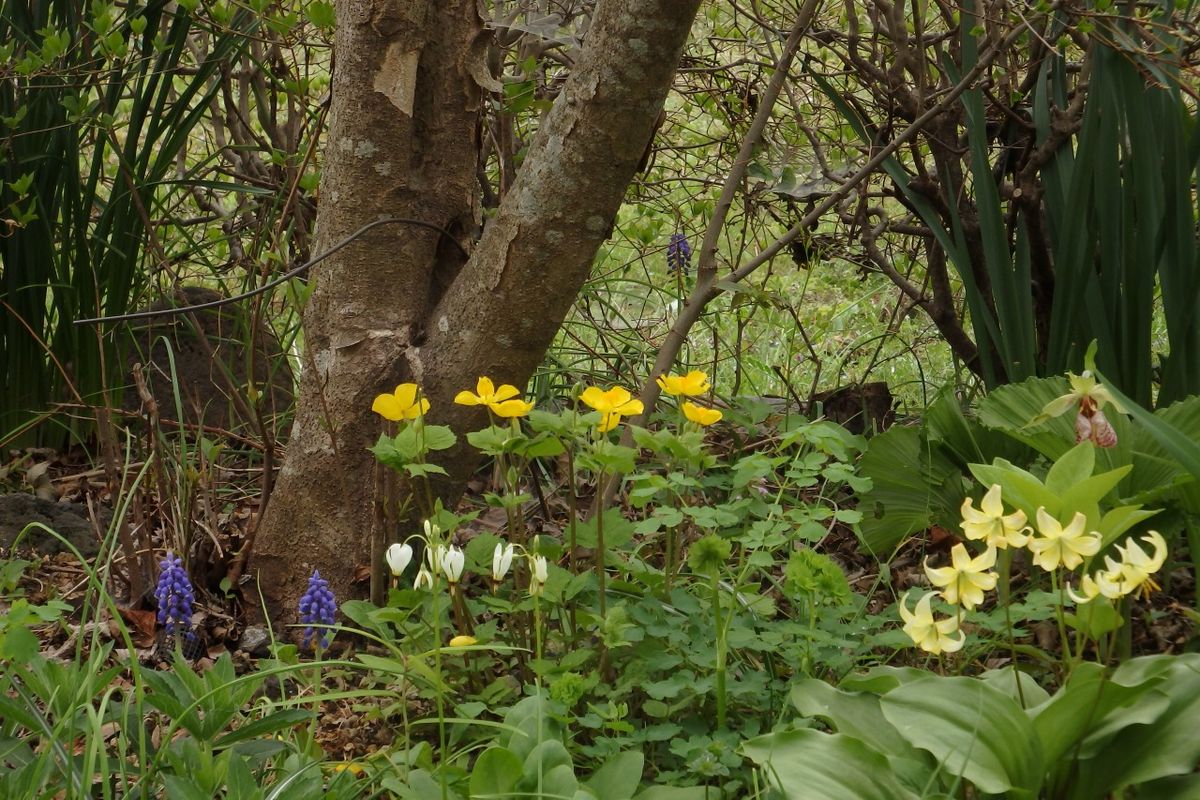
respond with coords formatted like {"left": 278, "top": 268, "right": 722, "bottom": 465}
{"left": 667, "top": 232, "right": 691, "bottom": 276}
{"left": 298, "top": 570, "right": 337, "bottom": 649}
{"left": 154, "top": 552, "right": 196, "bottom": 641}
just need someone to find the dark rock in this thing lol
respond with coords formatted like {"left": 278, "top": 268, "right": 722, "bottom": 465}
{"left": 238, "top": 624, "right": 273, "bottom": 656}
{"left": 0, "top": 493, "right": 110, "bottom": 557}
{"left": 810, "top": 382, "right": 895, "bottom": 435}
{"left": 121, "top": 286, "right": 295, "bottom": 436}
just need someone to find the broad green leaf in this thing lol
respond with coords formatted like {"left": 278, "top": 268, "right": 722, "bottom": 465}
{"left": 1068, "top": 654, "right": 1200, "bottom": 797}
{"left": 743, "top": 728, "right": 919, "bottom": 800}
{"left": 880, "top": 676, "right": 1044, "bottom": 796}
{"left": 1045, "top": 442, "right": 1095, "bottom": 494}
{"left": 791, "top": 679, "right": 910, "bottom": 758}
{"left": 470, "top": 747, "right": 523, "bottom": 798}
{"left": 585, "top": 751, "right": 643, "bottom": 800}
{"left": 1028, "top": 661, "right": 1163, "bottom": 768}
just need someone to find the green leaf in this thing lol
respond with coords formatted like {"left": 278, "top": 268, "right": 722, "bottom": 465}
{"left": 880, "top": 676, "right": 1044, "bottom": 796}
{"left": 1067, "top": 654, "right": 1200, "bottom": 797}
{"left": 1044, "top": 442, "right": 1095, "bottom": 494}
{"left": 572, "top": 508, "right": 635, "bottom": 551}
{"left": 857, "top": 426, "right": 963, "bottom": 555}
{"left": 470, "top": 747, "right": 523, "bottom": 798}
{"left": 213, "top": 709, "right": 314, "bottom": 748}
{"left": 742, "top": 728, "right": 919, "bottom": 800}
{"left": 585, "top": 751, "right": 643, "bottom": 800}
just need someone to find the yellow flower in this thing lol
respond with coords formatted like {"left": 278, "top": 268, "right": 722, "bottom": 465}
{"left": 657, "top": 370, "right": 711, "bottom": 397}
{"left": 1068, "top": 556, "right": 1127, "bottom": 603}
{"left": 1028, "top": 508, "right": 1102, "bottom": 571}
{"left": 330, "top": 762, "right": 365, "bottom": 776}
{"left": 898, "top": 591, "right": 965, "bottom": 655}
{"left": 960, "top": 485, "right": 1029, "bottom": 549}
{"left": 448, "top": 634, "right": 478, "bottom": 648}
{"left": 924, "top": 544, "right": 998, "bottom": 610}
{"left": 681, "top": 401, "right": 722, "bottom": 426}
{"left": 1115, "top": 531, "right": 1167, "bottom": 598}
{"left": 454, "top": 376, "right": 534, "bottom": 418}
{"left": 372, "top": 383, "right": 430, "bottom": 421}
{"left": 580, "top": 385, "right": 644, "bottom": 432}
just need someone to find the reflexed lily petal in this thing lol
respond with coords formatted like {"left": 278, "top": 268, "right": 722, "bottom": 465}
{"left": 1029, "top": 508, "right": 1101, "bottom": 571}
{"left": 961, "top": 485, "right": 1029, "bottom": 548}
{"left": 924, "top": 544, "right": 997, "bottom": 610}
{"left": 898, "top": 591, "right": 965, "bottom": 655}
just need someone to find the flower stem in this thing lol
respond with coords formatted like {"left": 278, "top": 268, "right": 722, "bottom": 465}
{"left": 711, "top": 570, "right": 727, "bottom": 730}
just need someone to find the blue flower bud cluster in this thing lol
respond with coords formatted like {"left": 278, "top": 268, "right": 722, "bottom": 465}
{"left": 154, "top": 552, "right": 196, "bottom": 640}
{"left": 298, "top": 570, "right": 337, "bottom": 649}
{"left": 667, "top": 232, "right": 691, "bottom": 275}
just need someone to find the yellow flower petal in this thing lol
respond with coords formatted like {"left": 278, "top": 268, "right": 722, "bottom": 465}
{"left": 454, "top": 390, "right": 484, "bottom": 406}
{"left": 492, "top": 399, "right": 534, "bottom": 418}
{"left": 682, "top": 401, "right": 722, "bottom": 426}
{"left": 372, "top": 393, "right": 404, "bottom": 421}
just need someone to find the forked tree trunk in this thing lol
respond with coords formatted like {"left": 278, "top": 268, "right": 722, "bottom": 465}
{"left": 252, "top": 0, "right": 701, "bottom": 628}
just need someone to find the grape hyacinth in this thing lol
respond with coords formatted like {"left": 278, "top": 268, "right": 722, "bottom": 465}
{"left": 154, "top": 552, "right": 196, "bottom": 640}
{"left": 667, "top": 232, "right": 691, "bottom": 275}
{"left": 298, "top": 570, "right": 337, "bottom": 650}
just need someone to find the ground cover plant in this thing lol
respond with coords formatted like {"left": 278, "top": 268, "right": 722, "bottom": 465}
{"left": 3, "top": 1, "right": 1200, "bottom": 798}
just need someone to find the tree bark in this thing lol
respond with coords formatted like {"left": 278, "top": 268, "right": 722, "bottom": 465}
{"left": 252, "top": 0, "right": 701, "bottom": 628}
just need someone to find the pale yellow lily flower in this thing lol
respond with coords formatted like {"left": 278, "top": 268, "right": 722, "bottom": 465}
{"left": 1028, "top": 508, "right": 1102, "bottom": 571}
{"left": 898, "top": 591, "right": 965, "bottom": 655}
{"left": 1115, "top": 531, "right": 1167, "bottom": 598}
{"left": 960, "top": 485, "right": 1030, "bottom": 549}
{"left": 924, "top": 543, "right": 998, "bottom": 610}
{"left": 1067, "top": 556, "right": 1128, "bottom": 603}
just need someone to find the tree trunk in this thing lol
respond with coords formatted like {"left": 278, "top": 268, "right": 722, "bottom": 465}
{"left": 252, "top": 0, "right": 701, "bottom": 629}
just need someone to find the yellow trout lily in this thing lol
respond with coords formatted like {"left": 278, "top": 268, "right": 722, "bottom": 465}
{"left": 657, "top": 370, "right": 711, "bottom": 397}
{"left": 454, "top": 376, "right": 534, "bottom": 418}
{"left": 1114, "top": 531, "right": 1167, "bottom": 598}
{"left": 924, "top": 544, "right": 998, "bottom": 610}
{"left": 372, "top": 383, "right": 430, "bottom": 421}
{"left": 1028, "top": 508, "right": 1102, "bottom": 571}
{"left": 682, "top": 401, "right": 722, "bottom": 426}
{"left": 580, "top": 385, "right": 644, "bottom": 432}
{"left": 960, "top": 485, "right": 1029, "bottom": 549}
{"left": 899, "top": 591, "right": 965, "bottom": 655}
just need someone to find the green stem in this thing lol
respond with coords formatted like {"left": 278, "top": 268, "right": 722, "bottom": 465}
{"left": 999, "top": 550, "right": 1025, "bottom": 707}
{"left": 594, "top": 471, "right": 607, "bottom": 619}
{"left": 1051, "top": 569, "right": 1074, "bottom": 669}
{"left": 711, "top": 570, "right": 726, "bottom": 730}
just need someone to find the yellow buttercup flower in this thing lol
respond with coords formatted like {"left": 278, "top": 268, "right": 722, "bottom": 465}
{"left": 454, "top": 376, "right": 534, "bottom": 418}
{"left": 1028, "top": 508, "right": 1102, "bottom": 571}
{"left": 681, "top": 401, "right": 722, "bottom": 426}
{"left": 657, "top": 370, "right": 711, "bottom": 397}
{"left": 372, "top": 383, "right": 430, "bottom": 421}
{"left": 960, "top": 485, "right": 1029, "bottom": 549}
{"left": 898, "top": 591, "right": 965, "bottom": 655}
{"left": 924, "top": 544, "right": 998, "bottom": 610}
{"left": 448, "top": 634, "right": 478, "bottom": 648}
{"left": 580, "top": 385, "right": 644, "bottom": 432}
